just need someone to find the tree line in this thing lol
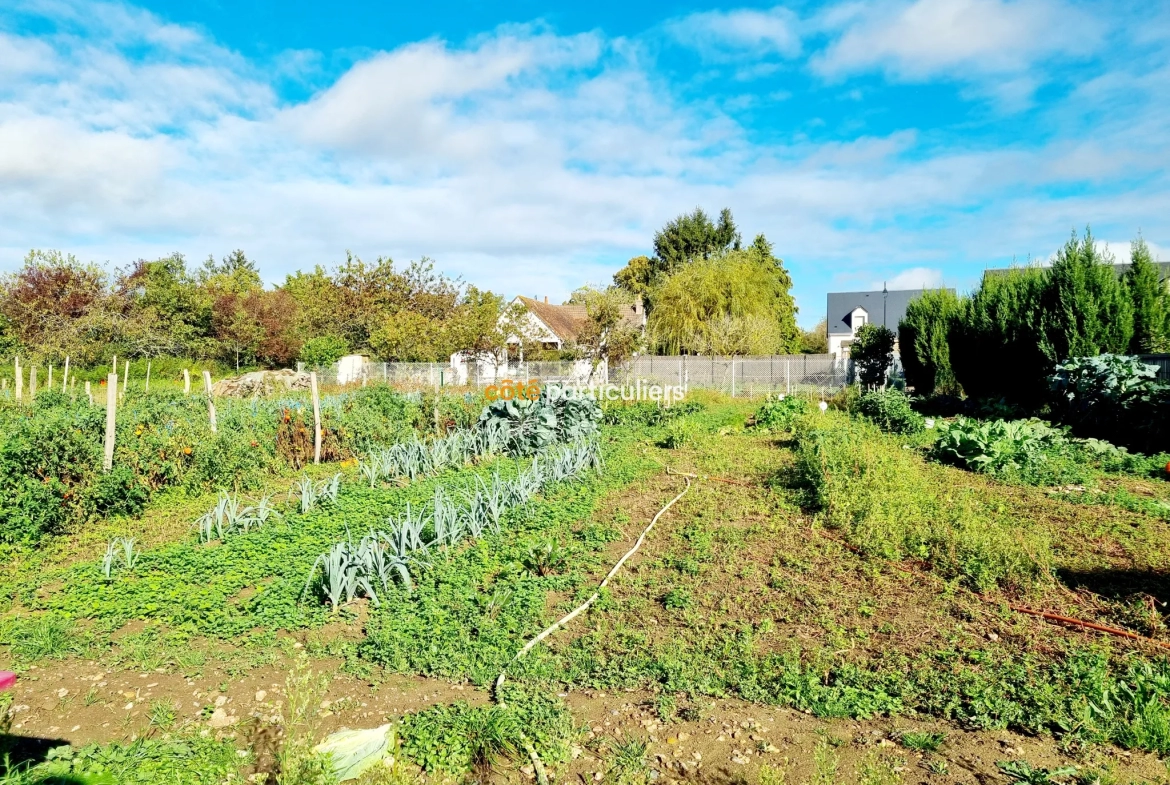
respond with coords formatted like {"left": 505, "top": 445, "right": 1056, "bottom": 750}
{"left": 0, "top": 250, "right": 504, "bottom": 371}
{"left": 1, "top": 207, "right": 810, "bottom": 372}
{"left": 898, "top": 229, "right": 1170, "bottom": 403}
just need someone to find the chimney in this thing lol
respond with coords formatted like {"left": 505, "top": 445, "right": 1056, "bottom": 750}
{"left": 544, "top": 296, "right": 548, "bottom": 304}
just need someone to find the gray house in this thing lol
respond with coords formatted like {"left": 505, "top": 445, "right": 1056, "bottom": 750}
{"left": 826, "top": 287, "right": 953, "bottom": 358}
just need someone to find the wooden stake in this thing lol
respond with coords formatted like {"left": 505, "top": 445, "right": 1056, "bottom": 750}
{"left": 85, "top": 380, "right": 92, "bottom": 405}
{"left": 48, "top": 364, "right": 53, "bottom": 390}
{"left": 145, "top": 359, "right": 151, "bottom": 394}
{"left": 13, "top": 361, "right": 21, "bottom": 403}
{"left": 311, "top": 371, "right": 322, "bottom": 465}
{"left": 62, "top": 356, "right": 69, "bottom": 393}
{"left": 29, "top": 366, "right": 37, "bottom": 398}
{"left": 111, "top": 355, "right": 117, "bottom": 379}
{"left": 103, "top": 372, "right": 117, "bottom": 472}
{"left": 203, "top": 371, "right": 217, "bottom": 434}
{"left": 183, "top": 368, "right": 191, "bottom": 394}
{"left": 122, "top": 360, "right": 129, "bottom": 398}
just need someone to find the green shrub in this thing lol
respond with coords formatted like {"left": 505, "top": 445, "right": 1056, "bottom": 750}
{"left": 899, "top": 289, "right": 962, "bottom": 396}
{"left": 751, "top": 395, "right": 809, "bottom": 432}
{"left": 850, "top": 324, "right": 896, "bottom": 388}
{"left": 601, "top": 400, "right": 703, "bottom": 426}
{"left": 0, "top": 396, "right": 102, "bottom": 543}
{"left": 855, "top": 389, "right": 924, "bottom": 435}
{"left": 794, "top": 412, "right": 1049, "bottom": 591}
{"left": 90, "top": 465, "right": 150, "bottom": 517}
{"left": 299, "top": 334, "right": 348, "bottom": 369}
{"left": 660, "top": 418, "right": 698, "bottom": 449}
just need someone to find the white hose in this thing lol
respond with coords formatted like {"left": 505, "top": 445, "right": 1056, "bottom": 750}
{"left": 495, "top": 475, "right": 693, "bottom": 693}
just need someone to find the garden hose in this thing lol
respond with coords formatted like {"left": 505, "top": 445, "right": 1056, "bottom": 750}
{"left": 493, "top": 473, "right": 694, "bottom": 785}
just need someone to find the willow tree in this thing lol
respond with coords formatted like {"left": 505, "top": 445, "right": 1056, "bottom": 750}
{"left": 648, "top": 235, "right": 799, "bottom": 355}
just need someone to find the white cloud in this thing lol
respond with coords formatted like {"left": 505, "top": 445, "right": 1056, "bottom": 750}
{"left": 812, "top": 0, "right": 1098, "bottom": 85}
{"left": 0, "top": 0, "right": 1168, "bottom": 321}
{"left": 665, "top": 6, "right": 801, "bottom": 61}
{"left": 869, "top": 267, "right": 946, "bottom": 290}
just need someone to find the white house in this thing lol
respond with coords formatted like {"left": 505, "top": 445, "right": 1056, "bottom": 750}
{"left": 826, "top": 287, "right": 953, "bottom": 358}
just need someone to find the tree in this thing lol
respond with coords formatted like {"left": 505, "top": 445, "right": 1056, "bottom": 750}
{"left": 612, "top": 207, "right": 742, "bottom": 302}
{"left": 1038, "top": 228, "right": 1133, "bottom": 363}
{"left": 899, "top": 289, "right": 962, "bottom": 395}
{"left": 850, "top": 324, "right": 896, "bottom": 388}
{"left": 800, "top": 319, "right": 828, "bottom": 354}
{"left": 116, "top": 254, "right": 213, "bottom": 358}
{"left": 0, "top": 250, "right": 110, "bottom": 359}
{"left": 613, "top": 256, "right": 654, "bottom": 299}
{"left": 201, "top": 250, "right": 262, "bottom": 295}
{"left": 572, "top": 287, "right": 644, "bottom": 371}
{"left": 648, "top": 242, "right": 800, "bottom": 355}
{"left": 211, "top": 292, "right": 264, "bottom": 370}
{"left": 949, "top": 267, "right": 1048, "bottom": 404}
{"left": 249, "top": 290, "right": 302, "bottom": 367}
{"left": 1125, "top": 236, "right": 1170, "bottom": 353}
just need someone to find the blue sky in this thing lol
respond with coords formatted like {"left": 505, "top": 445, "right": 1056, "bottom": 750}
{"left": 2, "top": 0, "right": 1168, "bottom": 328}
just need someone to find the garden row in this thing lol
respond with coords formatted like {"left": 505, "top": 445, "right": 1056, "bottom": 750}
{"left": 0, "top": 386, "right": 479, "bottom": 545}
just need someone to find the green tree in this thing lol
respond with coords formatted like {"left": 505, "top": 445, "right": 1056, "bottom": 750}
{"left": 949, "top": 267, "right": 1048, "bottom": 404}
{"left": 1125, "top": 235, "right": 1170, "bottom": 353}
{"left": 117, "top": 254, "right": 214, "bottom": 358}
{"left": 850, "top": 323, "right": 896, "bottom": 388}
{"left": 612, "top": 255, "right": 654, "bottom": 299}
{"left": 799, "top": 318, "right": 829, "bottom": 354}
{"left": 612, "top": 207, "right": 741, "bottom": 301}
{"left": 648, "top": 241, "right": 799, "bottom": 355}
{"left": 572, "top": 287, "right": 645, "bottom": 370}
{"left": 1038, "top": 228, "right": 1133, "bottom": 363}
{"left": 899, "top": 289, "right": 962, "bottom": 395}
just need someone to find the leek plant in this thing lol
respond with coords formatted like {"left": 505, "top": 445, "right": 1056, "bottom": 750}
{"left": 100, "top": 536, "right": 140, "bottom": 578}
{"left": 303, "top": 437, "right": 603, "bottom": 612}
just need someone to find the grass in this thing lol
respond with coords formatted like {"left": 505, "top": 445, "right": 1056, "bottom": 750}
{"left": 4, "top": 396, "right": 1170, "bottom": 783}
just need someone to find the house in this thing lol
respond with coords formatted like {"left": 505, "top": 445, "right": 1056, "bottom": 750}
{"left": 504, "top": 295, "right": 646, "bottom": 353}
{"left": 826, "top": 287, "right": 953, "bottom": 358}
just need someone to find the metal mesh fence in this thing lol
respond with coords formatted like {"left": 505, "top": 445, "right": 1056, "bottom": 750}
{"left": 309, "top": 354, "right": 850, "bottom": 396}
{"left": 617, "top": 354, "right": 850, "bottom": 395}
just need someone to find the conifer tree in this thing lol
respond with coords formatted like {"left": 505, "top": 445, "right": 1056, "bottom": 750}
{"left": 1124, "top": 236, "right": 1170, "bottom": 353}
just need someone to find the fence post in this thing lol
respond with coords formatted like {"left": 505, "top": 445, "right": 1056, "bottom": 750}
{"left": 85, "top": 380, "right": 92, "bottom": 405}
{"left": 48, "top": 364, "right": 53, "bottom": 390}
{"left": 311, "top": 371, "right": 322, "bottom": 465}
{"left": 62, "top": 357, "right": 70, "bottom": 393}
{"left": 29, "top": 365, "right": 37, "bottom": 399}
{"left": 183, "top": 368, "right": 191, "bottom": 394}
{"left": 103, "top": 372, "right": 117, "bottom": 472}
{"left": 786, "top": 359, "right": 791, "bottom": 395}
{"left": 202, "top": 371, "right": 217, "bottom": 434}
{"left": 731, "top": 359, "right": 736, "bottom": 397}
{"left": 145, "top": 360, "right": 151, "bottom": 394}
{"left": 122, "top": 360, "right": 129, "bottom": 400}
{"left": 13, "top": 360, "right": 21, "bottom": 403}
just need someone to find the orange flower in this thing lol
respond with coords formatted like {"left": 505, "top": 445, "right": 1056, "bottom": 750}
{"left": 182, "top": 447, "right": 192, "bottom": 455}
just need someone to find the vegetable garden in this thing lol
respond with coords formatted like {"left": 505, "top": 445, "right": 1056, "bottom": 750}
{"left": 3, "top": 373, "right": 1170, "bottom": 785}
